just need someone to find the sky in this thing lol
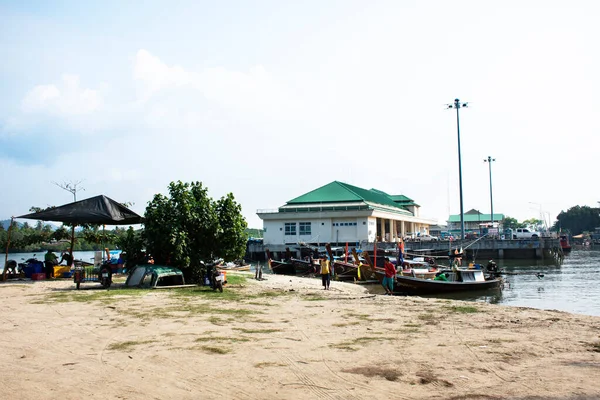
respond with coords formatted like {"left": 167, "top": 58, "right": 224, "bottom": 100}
{"left": 1, "top": 0, "right": 599, "bottom": 229}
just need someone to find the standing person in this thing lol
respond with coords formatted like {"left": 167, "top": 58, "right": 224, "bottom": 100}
{"left": 382, "top": 257, "right": 396, "bottom": 295}
{"left": 320, "top": 256, "right": 331, "bottom": 290}
{"left": 44, "top": 249, "right": 59, "bottom": 279}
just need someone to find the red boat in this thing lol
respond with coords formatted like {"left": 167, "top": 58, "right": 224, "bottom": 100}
{"left": 559, "top": 235, "right": 572, "bottom": 252}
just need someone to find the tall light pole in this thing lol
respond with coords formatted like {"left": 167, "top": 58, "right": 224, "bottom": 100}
{"left": 448, "top": 99, "right": 468, "bottom": 240}
{"left": 484, "top": 156, "right": 495, "bottom": 229}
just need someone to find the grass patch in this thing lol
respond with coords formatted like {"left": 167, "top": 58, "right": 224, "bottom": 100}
{"left": 332, "top": 321, "right": 361, "bottom": 327}
{"left": 396, "top": 327, "right": 420, "bottom": 334}
{"left": 233, "top": 328, "right": 282, "bottom": 334}
{"left": 245, "top": 301, "right": 277, "bottom": 307}
{"left": 197, "top": 345, "right": 232, "bottom": 354}
{"left": 445, "top": 305, "right": 479, "bottom": 314}
{"left": 107, "top": 339, "right": 155, "bottom": 351}
{"left": 195, "top": 336, "right": 250, "bottom": 343}
{"left": 331, "top": 336, "right": 395, "bottom": 351}
{"left": 224, "top": 274, "right": 248, "bottom": 285}
{"left": 417, "top": 313, "right": 439, "bottom": 325}
{"left": 302, "top": 293, "right": 327, "bottom": 301}
{"left": 249, "top": 318, "right": 274, "bottom": 324}
{"left": 36, "top": 288, "right": 150, "bottom": 304}
{"left": 343, "top": 365, "right": 401, "bottom": 382}
{"left": 207, "top": 316, "right": 227, "bottom": 326}
{"left": 342, "top": 312, "right": 370, "bottom": 321}
{"left": 170, "top": 286, "right": 241, "bottom": 301}
{"left": 254, "top": 362, "right": 287, "bottom": 368}
{"left": 329, "top": 344, "right": 358, "bottom": 352}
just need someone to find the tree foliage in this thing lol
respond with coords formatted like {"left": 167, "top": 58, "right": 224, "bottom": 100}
{"left": 143, "top": 181, "right": 248, "bottom": 282}
{"left": 553, "top": 205, "right": 600, "bottom": 235}
{"left": 501, "top": 216, "right": 523, "bottom": 229}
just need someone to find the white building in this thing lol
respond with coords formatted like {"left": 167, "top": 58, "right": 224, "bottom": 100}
{"left": 257, "top": 181, "right": 437, "bottom": 247}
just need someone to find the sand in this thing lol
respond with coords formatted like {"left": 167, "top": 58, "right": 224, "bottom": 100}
{"left": 1, "top": 273, "right": 599, "bottom": 400}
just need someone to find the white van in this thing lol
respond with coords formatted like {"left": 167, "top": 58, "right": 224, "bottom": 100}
{"left": 512, "top": 228, "right": 540, "bottom": 239}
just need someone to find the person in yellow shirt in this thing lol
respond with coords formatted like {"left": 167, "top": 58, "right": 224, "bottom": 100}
{"left": 320, "top": 256, "right": 331, "bottom": 290}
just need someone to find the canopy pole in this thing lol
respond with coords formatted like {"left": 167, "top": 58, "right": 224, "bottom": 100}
{"left": 69, "top": 226, "right": 75, "bottom": 267}
{"left": 3, "top": 217, "right": 15, "bottom": 281}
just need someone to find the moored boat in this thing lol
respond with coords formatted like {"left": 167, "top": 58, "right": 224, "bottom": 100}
{"left": 363, "top": 251, "right": 502, "bottom": 295}
{"left": 326, "top": 243, "right": 371, "bottom": 281}
{"left": 394, "top": 269, "right": 503, "bottom": 295}
{"left": 559, "top": 235, "right": 572, "bottom": 252}
{"left": 265, "top": 249, "right": 295, "bottom": 275}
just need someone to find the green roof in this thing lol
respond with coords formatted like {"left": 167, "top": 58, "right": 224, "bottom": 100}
{"left": 448, "top": 212, "right": 505, "bottom": 222}
{"left": 388, "top": 194, "right": 419, "bottom": 207}
{"left": 285, "top": 181, "right": 412, "bottom": 213}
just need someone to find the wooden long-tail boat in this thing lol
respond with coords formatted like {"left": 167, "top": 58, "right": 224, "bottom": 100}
{"left": 286, "top": 247, "right": 318, "bottom": 276}
{"left": 265, "top": 248, "right": 316, "bottom": 276}
{"left": 265, "top": 248, "right": 295, "bottom": 275}
{"left": 363, "top": 251, "right": 502, "bottom": 295}
{"left": 325, "top": 244, "right": 363, "bottom": 281}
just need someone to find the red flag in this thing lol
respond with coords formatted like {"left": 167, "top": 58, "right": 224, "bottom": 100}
{"left": 345, "top": 242, "right": 348, "bottom": 263}
{"left": 373, "top": 242, "right": 377, "bottom": 269}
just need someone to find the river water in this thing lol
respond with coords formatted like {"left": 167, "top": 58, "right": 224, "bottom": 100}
{"left": 3, "top": 250, "right": 600, "bottom": 317}
{"left": 393, "top": 250, "right": 600, "bottom": 317}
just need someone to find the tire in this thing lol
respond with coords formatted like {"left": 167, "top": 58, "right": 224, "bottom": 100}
{"left": 216, "top": 281, "right": 223, "bottom": 293}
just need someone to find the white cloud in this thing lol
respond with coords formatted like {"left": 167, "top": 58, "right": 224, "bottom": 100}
{"left": 133, "top": 49, "right": 286, "bottom": 114}
{"left": 21, "top": 74, "right": 103, "bottom": 116}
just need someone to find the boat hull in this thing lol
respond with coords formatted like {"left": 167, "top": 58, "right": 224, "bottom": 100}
{"left": 395, "top": 275, "right": 502, "bottom": 295}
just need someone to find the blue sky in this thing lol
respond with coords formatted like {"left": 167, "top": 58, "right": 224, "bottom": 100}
{"left": 1, "top": 1, "right": 599, "bottom": 228}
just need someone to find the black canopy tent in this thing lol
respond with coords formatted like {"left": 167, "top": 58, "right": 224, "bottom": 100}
{"left": 17, "top": 195, "right": 144, "bottom": 266}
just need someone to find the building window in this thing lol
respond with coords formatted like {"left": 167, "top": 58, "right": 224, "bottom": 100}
{"left": 284, "top": 223, "right": 296, "bottom": 235}
{"left": 299, "top": 222, "right": 311, "bottom": 236}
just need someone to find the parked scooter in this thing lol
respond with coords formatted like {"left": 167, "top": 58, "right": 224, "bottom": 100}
{"left": 209, "top": 266, "right": 225, "bottom": 292}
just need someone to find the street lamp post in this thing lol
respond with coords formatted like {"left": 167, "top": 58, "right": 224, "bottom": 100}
{"left": 484, "top": 156, "right": 495, "bottom": 229}
{"left": 448, "top": 99, "right": 468, "bottom": 240}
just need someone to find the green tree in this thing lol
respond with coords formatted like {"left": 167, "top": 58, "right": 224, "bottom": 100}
{"left": 115, "top": 227, "right": 145, "bottom": 269}
{"left": 501, "top": 216, "right": 523, "bottom": 229}
{"left": 216, "top": 193, "right": 248, "bottom": 262}
{"left": 553, "top": 205, "right": 600, "bottom": 235}
{"left": 143, "top": 181, "right": 247, "bottom": 282}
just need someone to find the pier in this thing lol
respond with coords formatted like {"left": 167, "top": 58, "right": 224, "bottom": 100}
{"left": 246, "top": 238, "right": 564, "bottom": 263}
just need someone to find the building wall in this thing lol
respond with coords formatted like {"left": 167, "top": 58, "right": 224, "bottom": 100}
{"left": 263, "top": 216, "right": 373, "bottom": 245}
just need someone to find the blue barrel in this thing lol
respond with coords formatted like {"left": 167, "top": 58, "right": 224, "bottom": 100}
{"left": 24, "top": 261, "right": 44, "bottom": 278}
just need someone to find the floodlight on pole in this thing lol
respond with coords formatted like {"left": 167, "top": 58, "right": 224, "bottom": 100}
{"left": 484, "top": 156, "right": 495, "bottom": 228}
{"left": 447, "top": 99, "right": 468, "bottom": 240}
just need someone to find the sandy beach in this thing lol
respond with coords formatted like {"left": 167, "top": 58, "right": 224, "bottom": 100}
{"left": 1, "top": 273, "right": 599, "bottom": 400}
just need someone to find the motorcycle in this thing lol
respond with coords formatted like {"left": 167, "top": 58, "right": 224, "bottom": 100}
{"left": 209, "top": 266, "right": 225, "bottom": 292}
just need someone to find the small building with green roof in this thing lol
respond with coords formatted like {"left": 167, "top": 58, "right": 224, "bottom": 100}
{"left": 447, "top": 209, "right": 505, "bottom": 234}
{"left": 257, "top": 181, "right": 437, "bottom": 246}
